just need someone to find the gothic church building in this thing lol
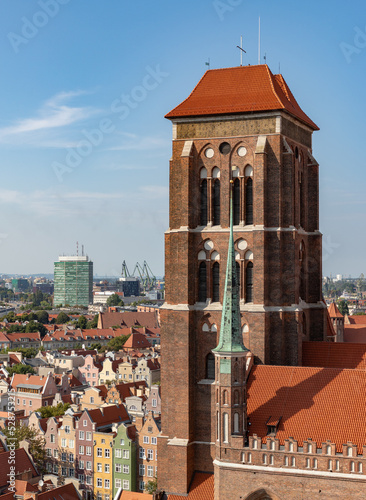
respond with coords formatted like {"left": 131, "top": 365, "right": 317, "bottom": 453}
{"left": 158, "top": 65, "right": 365, "bottom": 499}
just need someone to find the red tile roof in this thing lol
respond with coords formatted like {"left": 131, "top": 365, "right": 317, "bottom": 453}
{"left": 168, "top": 472, "right": 214, "bottom": 500}
{"left": 99, "top": 312, "right": 159, "bottom": 329}
{"left": 347, "top": 315, "right": 366, "bottom": 324}
{"left": 119, "top": 492, "right": 153, "bottom": 500}
{"left": 344, "top": 325, "right": 366, "bottom": 343}
{"left": 86, "top": 404, "right": 129, "bottom": 427}
{"left": 302, "top": 341, "right": 366, "bottom": 369}
{"left": 328, "top": 302, "right": 343, "bottom": 318}
{"left": 11, "top": 373, "right": 49, "bottom": 390}
{"left": 5, "top": 479, "right": 38, "bottom": 495}
{"left": 165, "top": 65, "right": 318, "bottom": 130}
{"left": 124, "top": 332, "right": 151, "bottom": 350}
{"left": 38, "top": 483, "right": 80, "bottom": 500}
{"left": 247, "top": 365, "right": 366, "bottom": 453}
{"left": 0, "top": 448, "right": 38, "bottom": 488}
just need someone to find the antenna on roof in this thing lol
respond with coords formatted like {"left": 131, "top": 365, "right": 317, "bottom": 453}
{"left": 258, "top": 17, "right": 261, "bottom": 65}
{"left": 237, "top": 35, "right": 246, "bottom": 66}
{"left": 82, "top": 245, "right": 84, "bottom": 257}
{"left": 205, "top": 58, "right": 210, "bottom": 70}
{"left": 77, "top": 241, "right": 79, "bottom": 256}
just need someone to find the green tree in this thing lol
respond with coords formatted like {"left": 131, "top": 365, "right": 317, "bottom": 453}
{"left": 25, "top": 321, "right": 47, "bottom": 337}
{"left": 2, "top": 424, "right": 46, "bottom": 473}
{"left": 56, "top": 312, "right": 70, "bottom": 324}
{"left": 106, "top": 334, "right": 130, "bottom": 351}
{"left": 337, "top": 300, "right": 349, "bottom": 316}
{"left": 78, "top": 315, "right": 87, "bottom": 329}
{"left": 86, "top": 314, "right": 98, "bottom": 329}
{"left": 90, "top": 342, "right": 102, "bottom": 351}
{"left": 145, "top": 478, "right": 157, "bottom": 494}
{"left": 35, "top": 402, "right": 71, "bottom": 418}
{"left": 7, "top": 364, "right": 36, "bottom": 375}
{"left": 7, "top": 324, "right": 26, "bottom": 333}
{"left": 106, "top": 293, "right": 123, "bottom": 307}
{"left": 36, "top": 310, "right": 49, "bottom": 324}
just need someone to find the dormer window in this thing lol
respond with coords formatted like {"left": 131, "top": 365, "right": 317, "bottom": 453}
{"left": 266, "top": 416, "right": 281, "bottom": 436}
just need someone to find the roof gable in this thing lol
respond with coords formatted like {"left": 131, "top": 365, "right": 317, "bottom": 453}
{"left": 165, "top": 65, "right": 318, "bottom": 130}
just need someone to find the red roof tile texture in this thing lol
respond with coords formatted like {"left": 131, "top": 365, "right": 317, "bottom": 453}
{"left": 99, "top": 312, "right": 159, "bottom": 329}
{"left": 302, "top": 341, "right": 366, "bottom": 369}
{"left": 247, "top": 365, "right": 366, "bottom": 453}
{"left": 165, "top": 65, "right": 318, "bottom": 130}
{"left": 0, "top": 448, "right": 38, "bottom": 488}
{"left": 38, "top": 483, "right": 80, "bottom": 500}
{"left": 328, "top": 302, "right": 344, "bottom": 318}
{"left": 120, "top": 492, "right": 152, "bottom": 500}
{"left": 347, "top": 315, "right": 366, "bottom": 324}
{"left": 344, "top": 325, "right": 366, "bottom": 343}
{"left": 168, "top": 472, "right": 214, "bottom": 500}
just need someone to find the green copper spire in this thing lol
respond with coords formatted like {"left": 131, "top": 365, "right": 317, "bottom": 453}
{"left": 213, "top": 183, "right": 248, "bottom": 353}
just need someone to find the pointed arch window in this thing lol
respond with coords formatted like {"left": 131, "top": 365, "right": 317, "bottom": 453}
{"left": 245, "top": 178, "right": 253, "bottom": 225}
{"left": 213, "top": 179, "right": 220, "bottom": 226}
{"left": 245, "top": 262, "right": 253, "bottom": 303}
{"left": 200, "top": 179, "right": 208, "bottom": 226}
{"left": 206, "top": 353, "right": 215, "bottom": 380}
{"left": 233, "top": 178, "right": 240, "bottom": 225}
{"left": 212, "top": 262, "right": 220, "bottom": 302}
{"left": 198, "top": 262, "right": 207, "bottom": 302}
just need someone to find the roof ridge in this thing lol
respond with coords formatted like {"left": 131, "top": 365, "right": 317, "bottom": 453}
{"left": 264, "top": 65, "right": 285, "bottom": 111}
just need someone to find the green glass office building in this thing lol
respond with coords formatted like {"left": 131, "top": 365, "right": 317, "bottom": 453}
{"left": 54, "top": 256, "right": 93, "bottom": 307}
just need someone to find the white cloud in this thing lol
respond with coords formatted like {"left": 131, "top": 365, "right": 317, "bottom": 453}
{"left": 0, "top": 90, "right": 100, "bottom": 145}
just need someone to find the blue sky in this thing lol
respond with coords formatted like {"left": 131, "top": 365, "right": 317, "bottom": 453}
{"left": 0, "top": 0, "right": 365, "bottom": 277}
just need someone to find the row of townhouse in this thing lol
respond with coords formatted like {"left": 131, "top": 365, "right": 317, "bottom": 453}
{"left": 28, "top": 405, "right": 160, "bottom": 499}
{"left": 0, "top": 326, "right": 160, "bottom": 352}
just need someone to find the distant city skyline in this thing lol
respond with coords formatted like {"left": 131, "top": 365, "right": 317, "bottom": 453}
{"left": 0, "top": 1, "right": 365, "bottom": 276}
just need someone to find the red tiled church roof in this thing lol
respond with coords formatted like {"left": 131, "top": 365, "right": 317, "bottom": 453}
{"left": 165, "top": 65, "right": 318, "bottom": 130}
{"left": 302, "top": 341, "right": 366, "bottom": 369}
{"left": 344, "top": 324, "right": 366, "bottom": 343}
{"left": 168, "top": 472, "right": 214, "bottom": 500}
{"left": 247, "top": 365, "right": 365, "bottom": 453}
{"left": 346, "top": 314, "right": 366, "bottom": 325}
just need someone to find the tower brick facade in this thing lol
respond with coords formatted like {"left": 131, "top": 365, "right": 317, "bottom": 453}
{"left": 158, "top": 65, "right": 326, "bottom": 496}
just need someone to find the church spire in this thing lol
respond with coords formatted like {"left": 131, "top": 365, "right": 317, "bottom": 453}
{"left": 213, "top": 182, "right": 248, "bottom": 353}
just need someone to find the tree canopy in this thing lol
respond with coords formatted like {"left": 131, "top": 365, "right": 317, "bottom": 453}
{"left": 7, "top": 364, "right": 36, "bottom": 375}
{"left": 106, "top": 293, "right": 124, "bottom": 307}
{"left": 2, "top": 424, "right": 46, "bottom": 472}
{"left": 56, "top": 312, "right": 70, "bottom": 324}
{"left": 35, "top": 402, "right": 71, "bottom": 418}
{"left": 106, "top": 334, "right": 130, "bottom": 351}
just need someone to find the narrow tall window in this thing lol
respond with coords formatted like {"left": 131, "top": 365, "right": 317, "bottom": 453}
{"left": 216, "top": 412, "right": 220, "bottom": 441}
{"left": 233, "top": 178, "right": 240, "bottom": 225}
{"left": 206, "top": 353, "right": 215, "bottom": 379}
{"left": 212, "top": 262, "right": 220, "bottom": 302}
{"left": 234, "top": 413, "right": 239, "bottom": 433}
{"left": 235, "top": 261, "right": 240, "bottom": 291}
{"left": 223, "top": 413, "right": 229, "bottom": 443}
{"left": 246, "top": 262, "right": 253, "bottom": 303}
{"left": 213, "top": 180, "right": 220, "bottom": 225}
{"left": 200, "top": 179, "right": 208, "bottom": 226}
{"left": 198, "top": 262, "right": 207, "bottom": 302}
{"left": 245, "top": 178, "right": 253, "bottom": 225}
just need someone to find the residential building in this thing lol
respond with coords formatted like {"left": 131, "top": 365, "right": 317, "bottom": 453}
{"left": 145, "top": 385, "right": 161, "bottom": 415}
{"left": 54, "top": 255, "right": 93, "bottom": 307}
{"left": 137, "top": 412, "right": 159, "bottom": 493}
{"left": 113, "top": 423, "right": 137, "bottom": 494}
{"left": 78, "top": 354, "right": 101, "bottom": 386}
{"left": 10, "top": 373, "right": 57, "bottom": 416}
{"left": 93, "top": 430, "right": 114, "bottom": 500}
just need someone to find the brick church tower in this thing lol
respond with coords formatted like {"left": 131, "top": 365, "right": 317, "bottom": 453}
{"left": 158, "top": 65, "right": 326, "bottom": 496}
